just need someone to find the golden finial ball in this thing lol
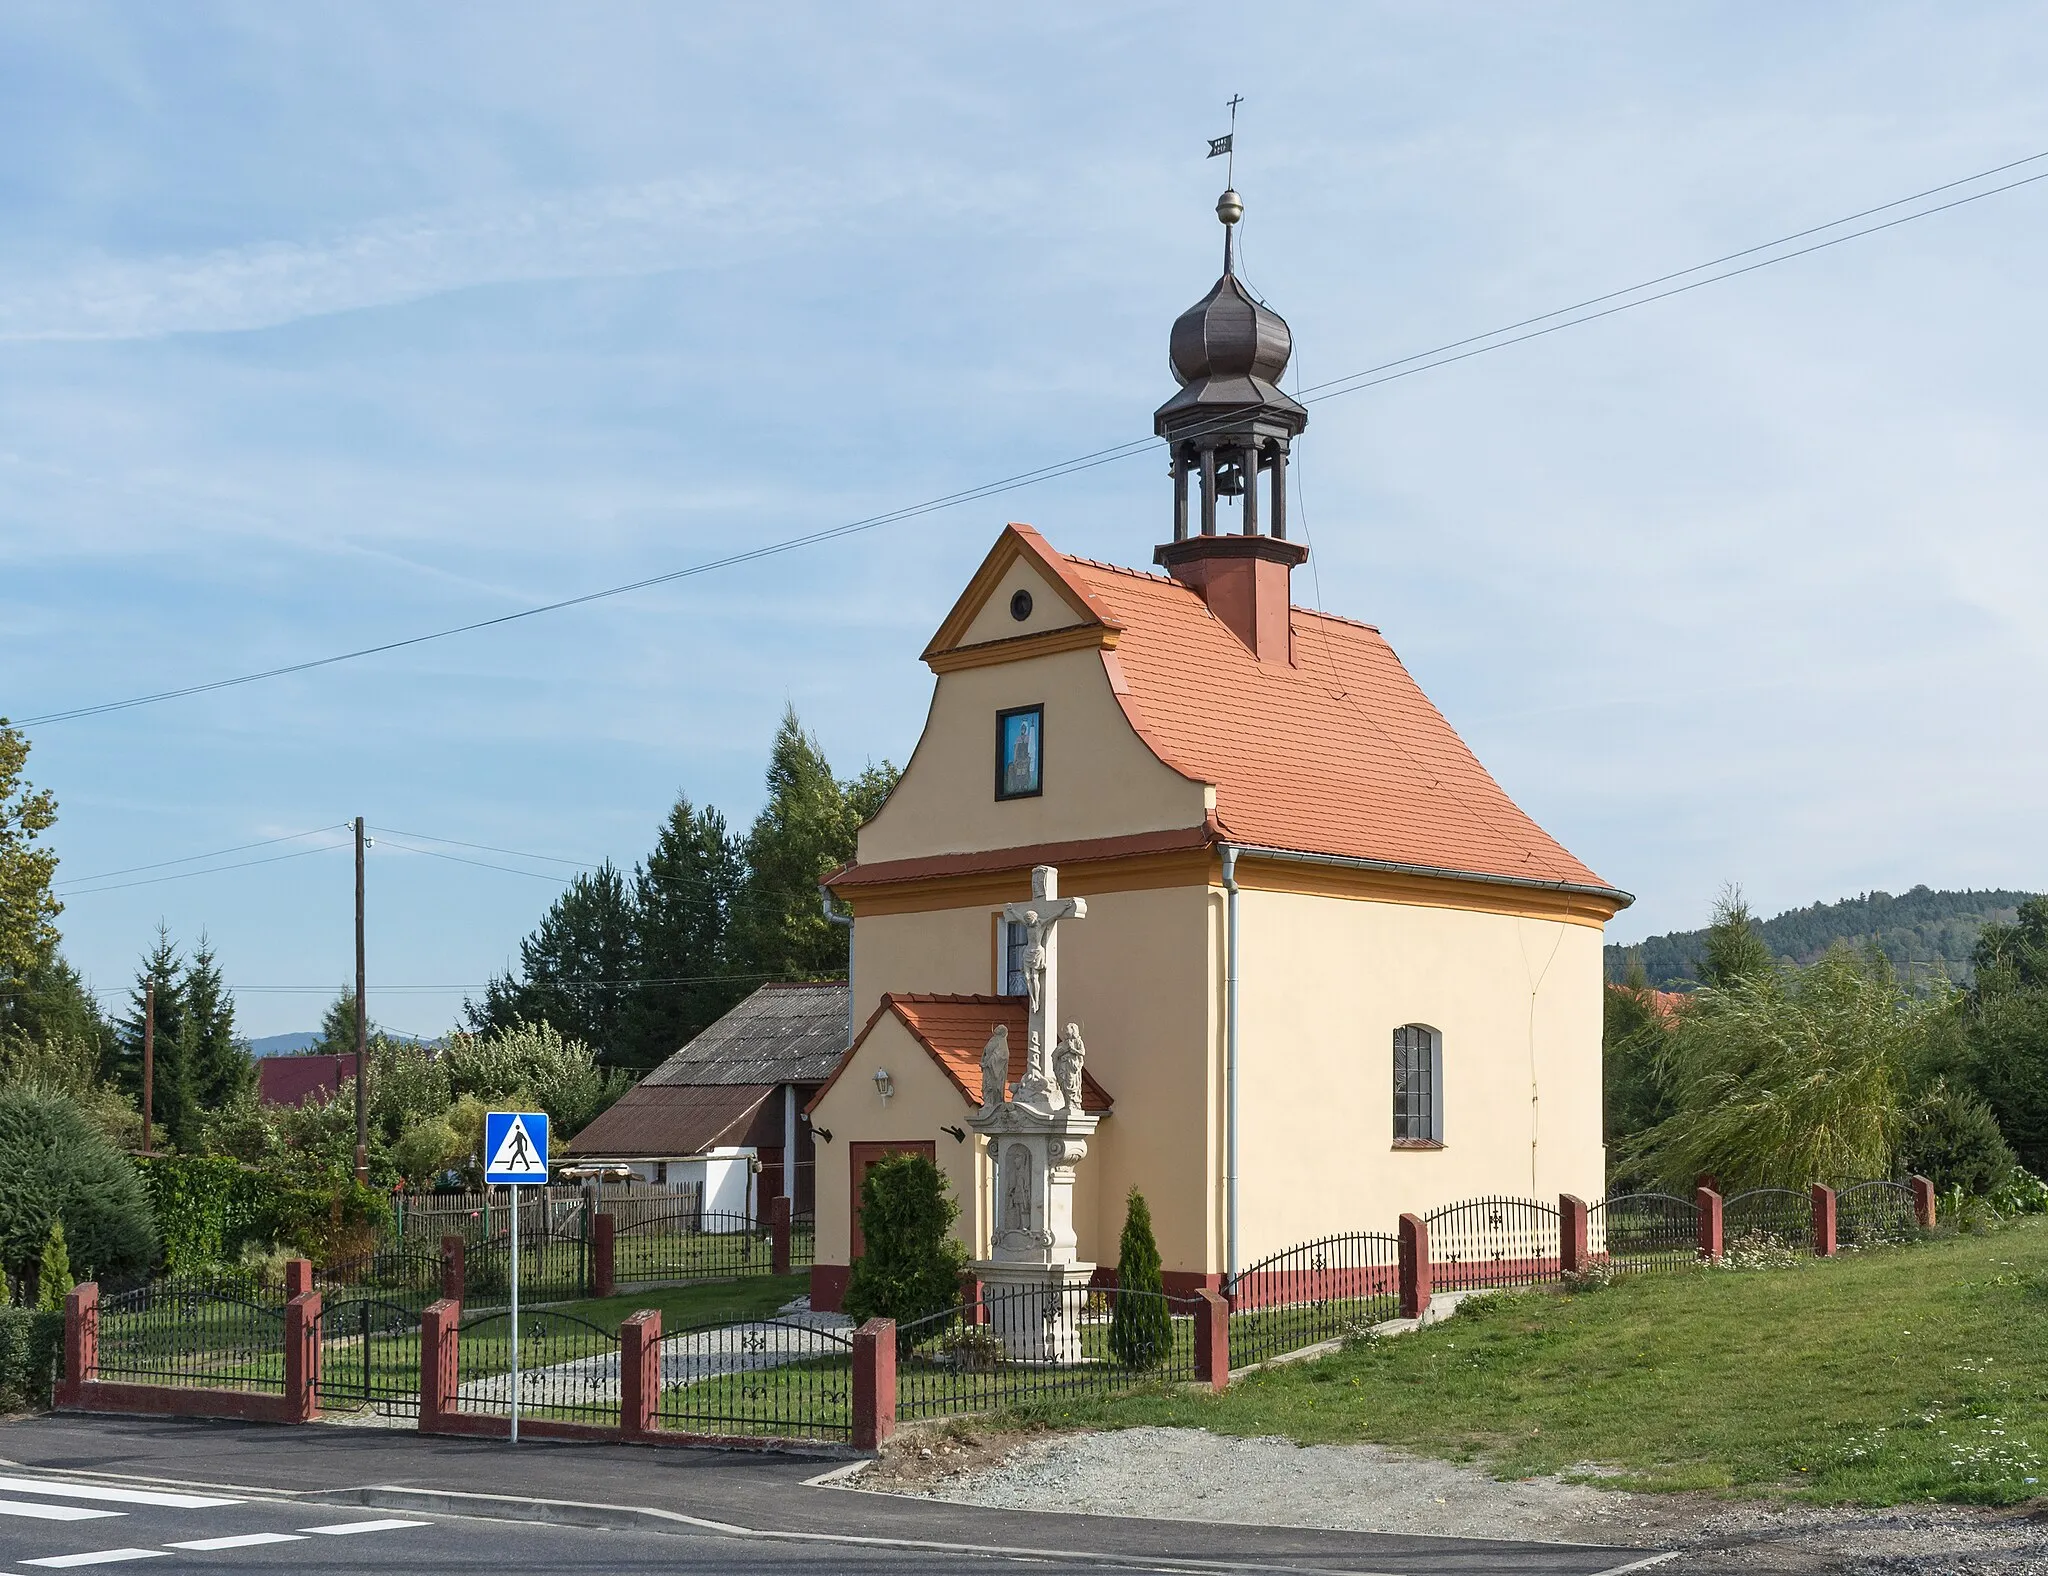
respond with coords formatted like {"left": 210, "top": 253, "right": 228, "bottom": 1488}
{"left": 1216, "top": 188, "right": 1244, "bottom": 225}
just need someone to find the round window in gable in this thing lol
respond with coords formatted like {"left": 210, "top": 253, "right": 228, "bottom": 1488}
{"left": 1009, "top": 589, "right": 1033, "bottom": 622}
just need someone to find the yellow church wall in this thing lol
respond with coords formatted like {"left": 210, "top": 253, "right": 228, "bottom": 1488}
{"left": 1229, "top": 880, "right": 1608, "bottom": 1264}
{"left": 807, "top": 1014, "right": 991, "bottom": 1269}
{"left": 954, "top": 554, "right": 1089, "bottom": 647}
{"left": 856, "top": 647, "right": 1209, "bottom": 865}
{"left": 828, "top": 882, "right": 1222, "bottom": 1281}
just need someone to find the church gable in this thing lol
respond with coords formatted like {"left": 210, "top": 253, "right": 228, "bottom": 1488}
{"left": 921, "top": 523, "right": 1123, "bottom": 672}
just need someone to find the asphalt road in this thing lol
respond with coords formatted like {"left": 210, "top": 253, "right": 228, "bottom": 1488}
{"left": 0, "top": 1415, "right": 1670, "bottom": 1575}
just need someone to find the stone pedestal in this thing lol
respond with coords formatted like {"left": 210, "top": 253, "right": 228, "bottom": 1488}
{"left": 973, "top": 1260, "right": 1098, "bottom": 1364}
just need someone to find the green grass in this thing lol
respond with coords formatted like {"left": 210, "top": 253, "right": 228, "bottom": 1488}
{"left": 1010, "top": 1220, "right": 2048, "bottom": 1508}
{"left": 553, "top": 1274, "right": 809, "bottom": 1333}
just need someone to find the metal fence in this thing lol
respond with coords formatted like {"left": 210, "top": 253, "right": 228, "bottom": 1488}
{"left": 96, "top": 1276, "right": 292, "bottom": 1393}
{"left": 315, "top": 1249, "right": 444, "bottom": 1313}
{"left": 614, "top": 1208, "right": 776, "bottom": 1285}
{"left": 317, "top": 1297, "right": 422, "bottom": 1418}
{"left": 1228, "top": 1231, "right": 1399, "bottom": 1365}
{"left": 896, "top": 1285, "right": 1197, "bottom": 1422}
{"left": 1589, "top": 1192, "right": 1701, "bottom": 1272}
{"left": 464, "top": 1233, "right": 589, "bottom": 1305}
{"left": 1724, "top": 1187, "right": 1813, "bottom": 1247}
{"left": 656, "top": 1316, "right": 854, "bottom": 1441}
{"left": 1425, "top": 1196, "right": 1562, "bottom": 1292}
{"left": 1838, "top": 1180, "right": 1919, "bottom": 1247}
{"left": 451, "top": 1308, "right": 619, "bottom": 1426}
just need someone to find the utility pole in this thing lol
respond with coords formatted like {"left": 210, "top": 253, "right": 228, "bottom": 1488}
{"left": 354, "top": 815, "right": 369, "bottom": 1184}
{"left": 140, "top": 979, "right": 155, "bottom": 1157}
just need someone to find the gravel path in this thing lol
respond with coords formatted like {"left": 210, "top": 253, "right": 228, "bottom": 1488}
{"left": 873, "top": 1426, "right": 2048, "bottom": 1571}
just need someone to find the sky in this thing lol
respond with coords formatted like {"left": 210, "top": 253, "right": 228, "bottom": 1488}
{"left": 4, "top": 3, "right": 2047, "bottom": 1038}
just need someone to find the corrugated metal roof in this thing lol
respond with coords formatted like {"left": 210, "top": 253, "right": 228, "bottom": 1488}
{"left": 560, "top": 1083, "right": 778, "bottom": 1159}
{"left": 639, "top": 980, "right": 849, "bottom": 1087}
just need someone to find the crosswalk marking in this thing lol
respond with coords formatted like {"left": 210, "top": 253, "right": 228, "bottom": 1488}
{"left": 0, "top": 1503, "right": 121, "bottom": 1524}
{"left": 0, "top": 1478, "right": 238, "bottom": 1510}
{"left": 163, "top": 1535, "right": 306, "bottom": 1551}
{"left": 24, "top": 1553, "right": 168, "bottom": 1568}
{"left": 299, "top": 1519, "right": 429, "bottom": 1536}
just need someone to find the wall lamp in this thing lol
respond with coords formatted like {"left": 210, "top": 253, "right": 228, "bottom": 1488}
{"left": 872, "top": 1068, "right": 894, "bottom": 1105}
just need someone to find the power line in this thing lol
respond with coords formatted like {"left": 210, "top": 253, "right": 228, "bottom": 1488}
{"left": 15, "top": 145, "right": 2048, "bottom": 733}
{"left": 86, "top": 969, "right": 792, "bottom": 997}
{"left": 367, "top": 826, "right": 599, "bottom": 869}
{"left": 54, "top": 825, "right": 347, "bottom": 887}
{"left": 371, "top": 835, "right": 578, "bottom": 884}
{"left": 59, "top": 841, "right": 348, "bottom": 897}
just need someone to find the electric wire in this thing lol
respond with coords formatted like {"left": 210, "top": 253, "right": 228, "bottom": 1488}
{"left": 54, "top": 825, "right": 348, "bottom": 888}
{"left": 58, "top": 841, "right": 348, "bottom": 896}
{"left": 367, "top": 826, "right": 599, "bottom": 869}
{"left": 16, "top": 146, "right": 2048, "bottom": 732}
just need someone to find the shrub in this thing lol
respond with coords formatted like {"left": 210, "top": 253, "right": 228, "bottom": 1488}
{"left": 1108, "top": 1188, "right": 1171, "bottom": 1369}
{"left": 843, "top": 1152, "right": 966, "bottom": 1348}
{"left": 139, "top": 1154, "right": 391, "bottom": 1272}
{"left": 0, "top": 1307, "right": 63, "bottom": 1412}
{"left": 1989, "top": 1167, "right": 2048, "bottom": 1217}
{"left": 1899, "top": 1080, "right": 2017, "bottom": 1198}
{"left": 0, "top": 1091, "right": 155, "bottom": 1295}
{"left": 34, "top": 1222, "right": 71, "bottom": 1312}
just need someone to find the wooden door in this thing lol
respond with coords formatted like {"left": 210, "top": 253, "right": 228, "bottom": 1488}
{"left": 849, "top": 1140, "right": 937, "bottom": 1260}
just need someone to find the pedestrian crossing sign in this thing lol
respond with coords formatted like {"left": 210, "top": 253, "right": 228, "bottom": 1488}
{"left": 484, "top": 1110, "right": 549, "bottom": 1184}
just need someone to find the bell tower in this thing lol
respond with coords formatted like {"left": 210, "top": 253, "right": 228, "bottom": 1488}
{"left": 1153, "top": 186, "right": 1308, "bottom": 665}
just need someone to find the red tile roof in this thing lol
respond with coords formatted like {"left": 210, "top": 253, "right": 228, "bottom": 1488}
{"left": 257, "top": 1054, "right": 357, "bottom": 1109}
{"left": 1059, "top": 546, "right": 1617, "bottom": 895}
{"left": 806, "top": 994, "right": 1113, "bottom": 1115}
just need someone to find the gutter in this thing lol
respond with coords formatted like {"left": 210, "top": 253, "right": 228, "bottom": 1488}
{"left": 1219, "top": 844, "right": 1240, "bottom": 1292}
{"left": 819, "top": 885, "right": 855, "bottom": 1049}
{"left": 1219, "top": 842, "right": 1633, "bottom": 911}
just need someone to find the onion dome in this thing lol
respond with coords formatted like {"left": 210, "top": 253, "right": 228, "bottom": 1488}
{"left": 1155, "top": 190, "right": 1307, "bottom": 432}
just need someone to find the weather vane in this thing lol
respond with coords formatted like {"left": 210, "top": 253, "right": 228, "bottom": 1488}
{"left": 1207, "top": 93, "right": 1243, "bottom": 186}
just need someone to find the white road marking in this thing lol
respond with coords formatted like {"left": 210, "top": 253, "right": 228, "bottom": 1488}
{"left": 24, "top": 1552, "right": 169, "bottom": 1568}
{"left": 298, "top": 1519, "right": 429, "bottom": 1536}
{"left": 0, "top": 1478, "right": 238, "bottom": 1510}
{"left": 164, "top": 1534, "right": 307, "bottom": 1551}
{"left": 0, "top": 1502, "right": 121, "bottom": 1523}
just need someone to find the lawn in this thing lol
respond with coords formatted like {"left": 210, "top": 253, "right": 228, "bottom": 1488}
{"left": 549, "top": 1273, "right": 809, "bottom": 1333}
{"left": 1019, "top": 1220, "right": 2048, "bottom": 1507}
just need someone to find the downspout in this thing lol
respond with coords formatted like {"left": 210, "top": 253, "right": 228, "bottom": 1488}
{"left": 1220, "top": 844, "right": 1241, "bottom": 1293}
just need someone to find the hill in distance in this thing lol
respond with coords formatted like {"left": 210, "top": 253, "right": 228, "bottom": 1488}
{"left": 1606, "top": 886, "right": 2038, "bottom": 990}
{"left": 244, "top": 1029, "right": 434, "bottom": 1058}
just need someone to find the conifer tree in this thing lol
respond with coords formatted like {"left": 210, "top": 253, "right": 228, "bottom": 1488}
{"left": 1700, "top": 886, "right": 1775, "bottom": 988}
{"left": 624, "top": 795, "right": 745, "bottom": 1070}
{"left": 465, "top": 862, "right": 638, "bottom": 1065}
{"left": 114, "top": 927, "right": 189, "bottom": 1150}
{"left": 1108, "top": 1188, "right": 1171, "bottom": 1368}
{"left": 34, "top": 1221, "right": 71, "bottom": 1312}
{"left": 179, "top": 936, "right": 250, "bottom": 1120}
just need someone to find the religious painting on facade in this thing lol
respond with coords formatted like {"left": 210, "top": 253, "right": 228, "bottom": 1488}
{"left": 995, "top": 704, "right": 1043, "bottom": 799}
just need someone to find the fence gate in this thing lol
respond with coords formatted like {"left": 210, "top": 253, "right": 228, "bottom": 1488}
{"left": 318, "top": 1297, "right": 422, "bottom": 1418}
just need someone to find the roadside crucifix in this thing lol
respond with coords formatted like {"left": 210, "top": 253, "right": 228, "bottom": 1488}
{"left": 1003, "top": 865, "right": 1086, "bottom": 1104}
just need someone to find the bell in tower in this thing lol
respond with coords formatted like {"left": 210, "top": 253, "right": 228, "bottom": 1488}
{"left": 1153, "top": 187, "right": 1309, "bottom": 665}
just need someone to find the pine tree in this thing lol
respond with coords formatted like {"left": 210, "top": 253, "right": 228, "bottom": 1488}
{"left": 179, "top": 936, "right": 250, "bottom": 1122}
{"left": 114, "top": 927, "right": 189, "bottom": 1150}
{"left": 1700, "top": 886, "right": 1775, "bottom": 989}
{"left": 312, "top": 989, "right": 364, "bottom": 1058}
{"left": 1108, "top": 1188, "right": 1171, "bottom": 1368}
{"left": 465, "top": 863, "right": 639, "bottom": 1066}
{"left": 34, "top": 1221, "right": 71, "bottom": 1312}
{"left": 624, "top": 795, "right": 745, "bottom": 1070}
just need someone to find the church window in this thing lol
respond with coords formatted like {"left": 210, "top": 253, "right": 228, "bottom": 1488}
{"left": 1393, "top": 1025, "right": 1442, "bottom": 1146}
{"left": 1003, "top": 920, "right": 1029, "bottom": 996}
{"left": 1009, "top": 589, "right": 1033, "bottom": 621}
{"left": 995, "top": 704, "right": 1043, "bottom": 799}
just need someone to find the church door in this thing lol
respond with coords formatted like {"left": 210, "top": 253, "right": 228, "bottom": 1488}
{"left": 848, "top": 1140, "right": 937, "bottom": 1260}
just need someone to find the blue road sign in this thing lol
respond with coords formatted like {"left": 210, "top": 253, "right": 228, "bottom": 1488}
{"left": 484, "top": 1110, "right": 549, "bottom": 1184}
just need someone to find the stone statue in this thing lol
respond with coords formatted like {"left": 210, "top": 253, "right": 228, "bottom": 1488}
{"left": 979, "top": 1023, "right": 1009, "bottom": 1111}
{"left": 1003, "top": 866, "right": 1086, "bottom": 1087}
{"left": 1052, "top": 1022, "right": 1085, "bottom": 1110}
{"left": 1002, "top": 1143, "right": 1032, "bottom": 1232}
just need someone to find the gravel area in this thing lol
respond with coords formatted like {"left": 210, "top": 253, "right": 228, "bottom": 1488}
{"left": 867, "top": 1425, "right": 2048, "bottom": 1572}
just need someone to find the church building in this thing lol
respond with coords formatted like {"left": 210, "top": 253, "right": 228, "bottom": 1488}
{"left": 804, "top": 185, "right": 1631, "bottom": 1310}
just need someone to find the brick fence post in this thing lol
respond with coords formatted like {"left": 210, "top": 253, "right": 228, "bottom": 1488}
{"left": 58, "top": 1282, "right": 98, "bottom": 1407}
{"left": 1810, "top": 1184, "right": 1837, "bottom": 1257}
{"left": 769, "top": 1196, "right": 792, "bottom": 1279}
{"left": 1696, "top": 1187, "right": 1724, "bottom": 1262}
{"left": 590, "top": 1213, "right": 616, "bottom": 1300}
{"left": 440, "top": 1235, "right": 465, "bottom": 1302}
{"left": 1398, "top": 1213, "right": 1431, "bottom": 1321}
{"left": 1559, "top": 1194, "right": 1589, "bottom": 1277}
{"left": 282, "top": 1290, "right": 321, "bottom": 1423}
{"left": 1192, "top": 1289, "right": 1229, "bottom": 1391}
{"left": 284, "top": 1258, "right": 313, "bottom": 1299}
{"left": 1911, "top": 1174, "right": 1937, "bottom": 1230}
{"left": 619, "top": 1309, "right": 661, "bottom": 1441}
{"left": 418, "top": 1299, "right": 460, "bottom": 1433}
{"left": 852, "top": 1318, "right": 896, "bottom": 1452}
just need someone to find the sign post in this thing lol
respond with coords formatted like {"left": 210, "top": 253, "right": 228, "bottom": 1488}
{"left": 483, "top": 1111, "right": 550, "bottom": 1444}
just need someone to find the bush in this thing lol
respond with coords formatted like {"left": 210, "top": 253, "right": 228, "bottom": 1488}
{"left": 0, "top": 1306, "right": 63, "bottom": 1412}
{"left": 1899, "top": 1080, "right": 2017, "bottom": 1198}
{"left": 139, "top": 1154, "right": 392, "bottom": 1272}
{"left": 34, "top": 1222, "right": 71, "bottom": 1312}
{"left": 843, "top": 1152, "right": 967, "bottom": 1348}
{"left": 0, "top": 1091, "right": 156, "bottom": 1295}
{"left": 1108, "top": 1188, "right": 1171, "bottom": 1369}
